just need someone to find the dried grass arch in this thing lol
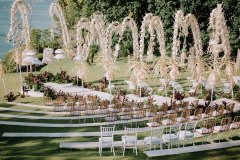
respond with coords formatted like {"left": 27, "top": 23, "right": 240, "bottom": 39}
{"left": 172, "top": 10, "right": 203, "bottom": 63}
{"left": 49, "top": 1, "right": 73, "bottom": 58}
{"left": 7, "top": 0, "right": 31, "bottom": 50}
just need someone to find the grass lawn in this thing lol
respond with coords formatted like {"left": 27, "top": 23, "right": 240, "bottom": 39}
{"left": 1, "top": 59, "right": 240, "bottom": 159}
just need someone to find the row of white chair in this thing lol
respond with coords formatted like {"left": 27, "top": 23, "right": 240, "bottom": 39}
{"left": 99, "top": 116, "right": 240, "bottom": 156}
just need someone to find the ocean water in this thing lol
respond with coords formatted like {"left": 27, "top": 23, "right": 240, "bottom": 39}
{"left": 0, "top": 0, "right": 52, "bottom": 59}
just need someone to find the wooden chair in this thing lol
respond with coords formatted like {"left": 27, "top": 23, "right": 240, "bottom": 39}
{"left": 157, "top": 103, "right": 168, "bottom": 115}
{"left": 55, "top": 96, "right": 65, "bottom": 107}
{"left": 44, "top": 97, "right": 53, "bottom": 106}
{"left": 190, "top": 108, "right": 203, "bottom": 120}
{"left": 167, "top": 102, "right": 179, "bottom": 114}
{"left": 147, "top": 114, "right": 163, "bottom": 127}
{"left": 202, "top": 106, "right": 213, "bottom": 119}
{"left": 188, "top": 100, "right": 199, "bottom": 110}
{"left": 212, "top": 105, "right": 224, "bottom": 117}
{"left": 133, "top": 110, "right": 145, "bottom": 119}
{"left": 105, "top": 112, "right": 118, "bottom": 122}
{"left": 162, "top": 113, "right": 177, "bottom": 126}
{"left": 179, "top": 101, "right": 189, "bottom": 112}
{"left": 177, "top": 109, "right": 190, "bottom": 123}
{"left": 224, "top": 103, "right": 235, "bottom": 114}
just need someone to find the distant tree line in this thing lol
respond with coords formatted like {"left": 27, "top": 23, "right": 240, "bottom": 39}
{"left": 58, "top": 0, "right": 240, "bottom": 58}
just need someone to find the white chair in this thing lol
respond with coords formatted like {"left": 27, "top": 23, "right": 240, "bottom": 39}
{"left": 162, "top": 125, "right": 180, "bottom": 149}
{"left": 144, "top": 127, "right": 163, "bottom": 151}
{"left": 121, "top": 127, "right": 138, "bottom": 156}
{"left": 223, "top": 82, "right": 231, "bottom": 94}
{"left": 178, "top": 122, "right": 196, "bottom": 147}
{"left": 99, "top": 126, "right": 115, "bottom": 156}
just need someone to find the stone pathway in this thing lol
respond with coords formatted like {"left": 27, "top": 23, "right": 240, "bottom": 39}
{"left": 0, "top": 113, "right": 104, "bottom": 120}
{"left": 7, "top": 102, "right": 52, "bottom": 109}
{"left": 0, "top": 117, "right": 149, "bottom": 127}
{"left": 59, "top": 140, "right": 145, "bottom": 149}
{"left": 2, "top": 127, "right": 150, "bottom": 137}
{"left": 0, "top": 107, "right": 67, "bottom": 115}
{"left": 144, "top": 140, "right": 240, "bottom": 157}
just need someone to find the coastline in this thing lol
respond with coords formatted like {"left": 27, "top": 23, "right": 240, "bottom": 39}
{"left": 0, "top": 0, "right": 52, "bottom": 59}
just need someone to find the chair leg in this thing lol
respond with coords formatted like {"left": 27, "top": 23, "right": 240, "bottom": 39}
{"left": 135, "top": 142, "right": 138, "bottom": 155}
{"left": 99, "top": 142, "right": 102, "bottom": 156}
{"left": 112, "top": 142, "right": 115, "bottom": 156}
{"left": 123, "top": 142, "right": 125, "bottom": 156}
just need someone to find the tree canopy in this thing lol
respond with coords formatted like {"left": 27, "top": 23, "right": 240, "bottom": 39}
{"left": 55, "top": 0, "right": 240, "bottom": 57}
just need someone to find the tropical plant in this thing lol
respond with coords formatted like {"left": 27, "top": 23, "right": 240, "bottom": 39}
{"left": 4, "top": 92, "right": 19, "bottom": 102}
{"left": 44, "top": 87, "right": 56, "bottom": 100}
{"left": 174, "top": 91, "right": 185, "bottom": 101}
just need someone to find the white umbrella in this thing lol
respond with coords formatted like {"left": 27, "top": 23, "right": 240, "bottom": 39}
{"left": 55, "top": 49, "right": 64, "bottom": 54}
{"left": 54, "top": 53, "right": 65, "bottom": 60}
{"left": 32, "top": 58, "right": 43, "bottom": 65}
{"left": 44, "top": 48, "right": 54, "bottom": 54}
{"left": 23, "top": 56, "right": 35, "bottom": 64}
{"left": 25, "top": 50, "right": 36, "bottom": 56}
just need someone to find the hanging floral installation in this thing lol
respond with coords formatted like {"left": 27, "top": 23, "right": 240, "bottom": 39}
{"left": 172, "top": 10, "right": 203, "bottom": 66}
{"left": 186, "top": 14, "right": 203, "bottom": 61}
{"left": 49, "top": 1, "right": 73, "bottom": 58}
{"left": 139, "top": 14, "right": 167, "bottom": 62}
{"left": 7, "top": 0, "right": 31, "bottom": 50}
{"left": 76, "top": 17, "right": 92, "bottom": 60}
{"left": 72, "top": 60, "right": 89, "bottom": 82}
{"left": 121, "top": 16, "right": 139, "bottom": 60}
{"left": 139, "top": 13, "right": 153, "bottom": 62}
{"left": 208, "top": 4, "right": 231, "bottom": 70}
{"left": 7, "top": 0, "right": 32, "bottom": 91}
{"left": 106, "top": 21, "right": 122, "bottom": 61}
{"left": 206, "top": 4, "right": 233, "bottom": 89}
{"left": 127, "top": 58, "right": 150, "bottom": 84}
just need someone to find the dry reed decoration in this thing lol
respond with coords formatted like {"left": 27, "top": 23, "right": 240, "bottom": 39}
{"left": 77, "top": 18, "right": 92, "bottom": 60}
{"left": 7, "top": 0, "right": 31, "bottom": 50}
{"left": 106, "top": 21, "right": 122, "bottom": 61}
{"left": 225, "top": 60, "right": 236, "bottom": 84}
{"left": 0, "top": 61, "right": 6, "bottom": 78}
{"left": 236, "top": 49, "right": 240, "bottom": 69}
{"left": 121, "top": 17, "right": 139, "bottom": 59}
{"left": 127, "top": 58, "right": 150, "bottom": 84}
{"left": 169, "top": 59, "right": 180, "bottom": 80}
{"left": 172, "top": 10, "right": 203, "bottom": 65}
{"left": 49, "top": 1, "right": 73, "bottom": 58}
{"left": 72, "top": 60, "right": 89, "bottom": 81}
{"left": 208, "top": 4, "right": 231, "bottom": 70}
{"left": 153, "top": 57, "right": 169, "bottom": 82}
{"left": 96, "top": 54, "right": 118, "bottom": 81}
